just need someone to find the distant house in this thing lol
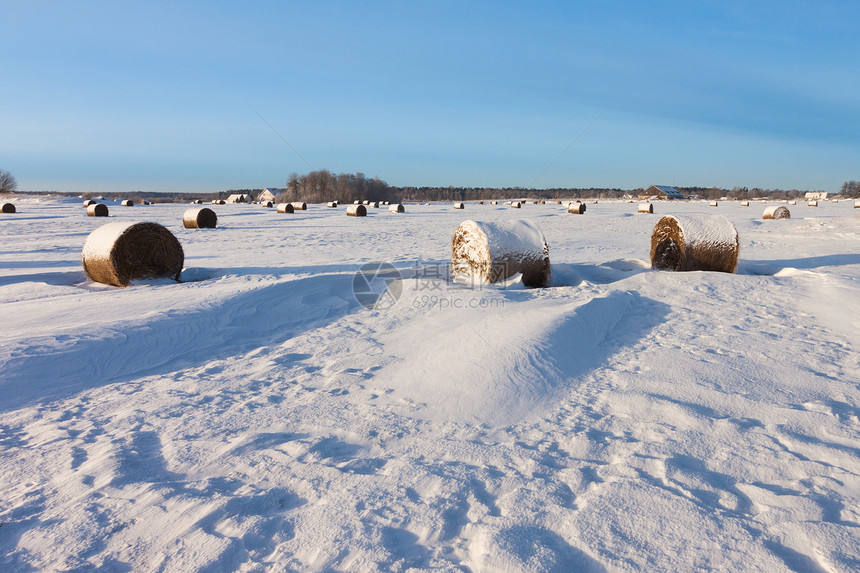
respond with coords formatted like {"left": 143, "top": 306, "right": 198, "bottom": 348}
{"left": 805, "top": 191, "right": 828, "bottom": 201}
{"left": 639, "top": 185, "right": 685, "bottom": 200}
{"left": 257, "top": 188, "right": 279, "bottom": 203}
{"left": 226, "top": 193, "right": 251, "bottom": 204}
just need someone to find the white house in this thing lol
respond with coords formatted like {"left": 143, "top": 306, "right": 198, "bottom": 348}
{"left": 257, "top": 188, "right": 279, "bottom": 202}
{"left": 805, "top": 192, "right": 828, "bottom": 201}
{"left": 226, "top": 193, "right": 251, "bottom": 204}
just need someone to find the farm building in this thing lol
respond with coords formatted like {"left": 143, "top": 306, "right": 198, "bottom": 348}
{"left": 257, "top": 189, "right": 279, "bottom": 203}
{"left": 226, "top": 193, "right": 252, "bottom": 204}
{"left": 805, "top": 192, "right": 828, "bottom": 201}
{"left": 639, "top": 185, "right": 685, "bottom": 200}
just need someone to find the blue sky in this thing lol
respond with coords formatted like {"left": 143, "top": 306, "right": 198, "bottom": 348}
{"left": 2, "top": 1, "right": 858, "bottom": 193}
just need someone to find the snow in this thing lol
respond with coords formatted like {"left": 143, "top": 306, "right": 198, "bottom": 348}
{"left": 1, "top": 197, "right": 859, "bottom": 571}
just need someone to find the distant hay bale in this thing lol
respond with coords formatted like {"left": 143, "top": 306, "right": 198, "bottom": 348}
{"left": 192, "top": 199, "right": 203, "bottom": 204}
{"left": 183, "top": 207, "right": 217, "bottom": 228}
{"left": 740, "top": 201, "right": 750, "bottom": 206}
{"left": 593, "top": 200, "right": 598, "bottom": 204}
{"left": 262, "top": 201, "right": 273, "bottom": 208}
{"left": 327, "top": 201, "right": 338, "bottom": 208}
{"left": 121, "top": 199, "right": 134, "bottom": 207}
{"left": 292, "top": 202, "right": 307, "bottom": 210}
{"left": 83, "top": 199, "right": 97, "bottom": 207}
{"left": 763, "top": 205, "right": 790, "bottom": 220}
{"left": 347, "top": 204, "right": 367, "bottom": 217}
{"left": 354, "top": 200, "right": 361, "bottom": 205}
{"left": 211, "top": 199, "right": 225, "bottom": 205}
{"left": 276, "top": 203, "right": 295, "bottom": 214}
{"left": 709, "top": 201, "right": 719, "bottom": 207}
{"left": 650, "top": 215, "right": 739, "bottom": 273}
{"left": 854, "top": 200, "right": 860, "bottom": 209}
{"left": 389, "top": 203, "right": 405, "bottom": 213}
{"left": 557, "top": 200, "right": 563, "bottom": 204}
{"left": 567, "top": 201, "right": 586, "bottom": 214}
{"left": 808, "top": 200, "right": 818, "bottom": 207}
{"left": 2, "top": 203, "right": 15, "bottom": 214}
{"left": 82, "top": 222, "right": 184, "bottom": 287}
{"left": 638, "top": 203, "right": 653, "bottom": 213}
{"left": 362, "top": 200, "right": 371, "bottom": 205}
{"left": 478, "top": 201, "right": 484, "bottom": 205}
{"left": 452, "top": 219, "right": 551, "bottom": 288}
{"left": 454, "top": 202, "right": 465, "bottom": 209}
{"left": 87, "top": 203, "right": 109, "bottom": 217}
{"left": 142, "top": 200, "right": 151, "bottom": 205}
{"left": 369, "top": 201, "right": 380, "bottom": 208}
{"left": 788, "top": 200, "right": 796, "bottom": 205}
{"left": 489, "top": 201, "right": 498, "bottom": 205}
{"left": 510, "top": 201, "right": 522, "bottom": 208}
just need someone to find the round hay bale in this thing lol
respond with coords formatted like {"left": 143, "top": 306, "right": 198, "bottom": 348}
{"left": 2, "top": 203, "right": 16, "bottom": 214}
{"left": 452, "top": 220, "right": 551, "bottom": 288}
{"left": 369, "top": 201, "right": 380, "bottom": 208}
{"left": 192, "top": 199, "right": 203, "bottom": 204}
{"left": 389, "top": 203, "right": 405, "bottom": 213}
{"left": 510, "top": 201, "right": 522, "bottom": 208}
{"left": 740, "top": 201, "right": 750, "bottom": 206}
{"left": 183, "top": 207, "right": 217, "bottom": 228}
{"left": 638, "top": 203, "right": 653, "bottom": 214}
{"left": 292, "top": 202, "right": 307, "bottom": 211}
{"left": 354, "top": 200, "right": 361, "bottom": 205}
{"left": 362, "top": 200, "right": 371, "bottom": 205}
{"left": 788, "top": 200, "right": 796, "bottom": 205}
{"left": 87, "top": 203, "right": 109, "bottom": 217}
{"left": 83, "top": 199, "right": 97, "bottom": 207}
{"left": 327, "top": 201, "right": 338, "bottom": 208}
{"left": 262, "top": 201, "right": 273, "bottom": 208}
{"left": 709, "top": 201, "right": 719, "bottom": 207}
{"left": 854, "top": 200, "right": 860, "bottom": 209}
{"left": 454, "top": 202, "right": 465, "bottom": 209}
{"left": 763, "top": 205, "right": 790, "bottom": 219}
{"left": 567, "top": 201, "right": 586, "bottom": 214}
{"left": 121, "top": 199, "right": 134, "bottom": 207}
{"left": 490, "top": 201, "right": 498, "bottom": 205}
{"left": 82, "top": 222, "right": 184, "bottom": 287}
{"left": 347, "top": 204, "right": 367, "bottom": 217}
{"left": 276, "top": 203, "right": 295, "bottom": 214}
{"left": 808, "top": 200, "right": 818, "bottom": 207}
{"left": 211, "top": 199, "right": 225, "bottom": 205}
{"left": 650, "top": 215, "right": 739, "bottom": 273}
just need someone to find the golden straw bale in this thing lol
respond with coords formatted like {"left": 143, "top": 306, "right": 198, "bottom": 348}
{"left": 183, "top": 207, "right": 217, "bottom": 228}
{"left": 452, "top": 219, "right": 550, "bottom": 287}
{"left": 82, "top": 222, "right": 184, "bottom": 287}
{"left": 650, "top": 215, "right": 739, "bottom": 273}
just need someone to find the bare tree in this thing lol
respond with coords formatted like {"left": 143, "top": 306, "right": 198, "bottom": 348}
{"left": 0, "top": 170, "right": 17, "bottom": 194}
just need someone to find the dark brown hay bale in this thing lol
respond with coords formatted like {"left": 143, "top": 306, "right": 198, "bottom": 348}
{"left": 510, "top": 201, "right": 522, "bottom": 208}
{"left": 292, "top": 202, "right": 307, "bottom": 210}
{"left": 121, "top": 199, "right": 134, "bottom": 207}
{"left": 87, "top": 203, "right": 109, "bottom": 217}
{"left": 650, "top": 215, "right": 739, "bottom": 273}
{"left": 276, "top": 203, "right": 295, "bottom": 214}
{"left": 82, "top": 222, "right": 184, "bottom": 287}
{"left": 763, "top": 205, "right": 790, "bottom": 219}
{"left": 567, "top": 201, "right": 586, "bottom": 214}
{"left": 638, "top": 203, "right": 653, "bottom": 214}
{"left": 454, "top": 202, "right": 465, "bottom": 209}
{"left": 183, "top": 207, "right": 217, "bottom": 228}
{"left": 452, "top": 219, "right": 551, "bottom": 288}
{"left": 2, "top": 203, "right": 15, "bottom": 214}
{"left": 347, "top": 204, "right": 367, "bottom": 217}
{"left": 389, "top": 203, "right": 405, "bottom": 213}
{"left": 83, "top": 199, "right": 97, "bottom": 207}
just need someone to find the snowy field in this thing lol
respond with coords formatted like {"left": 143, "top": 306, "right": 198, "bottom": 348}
{"left": 1, "top": 196, "right": 858, "bottom": 572}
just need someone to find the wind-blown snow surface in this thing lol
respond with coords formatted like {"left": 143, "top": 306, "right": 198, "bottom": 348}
{"left": 1, "top": 197, "right": 858, "bottom": 572}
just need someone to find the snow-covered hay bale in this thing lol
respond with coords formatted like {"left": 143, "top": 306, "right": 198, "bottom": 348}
{"left": 347, "top": 204, "right": 367, "bottom": 217}
{"left": 192, "top": 199, "right": 203, "bottom": 204}
{"left": 740, "top": 201, "right": 750, "bottom": 207}
{"left": 489, "top": 201, "right": 498, "bottom": 205}
{"left": 327, "top": 201, "right": 338, "bottom": 208}
{"left": 292, "top": 202, "right": 307, "bottom": 211}
{"left": 262, "top": 201, "right": 273, "bottom": 208}
{"left": 87, "top": 203, "right": 109, "bottom": 217}
{"left": 454, "top": 202, "right": 465, "bottom": 209}
{"left": 362, "top": 200, "right": 371, "bottom": 205}
{"left": 788, "top": 200, "right": 796, "bottom": 205}
{"left": 276, "top": 203, "right": 295, "bottom": 214}
{"left": 354, "top": 200, "right": 361, "bottom": 205}
{"left": 452, "top": 219, "right": 551, "bottom": 288}
{"left": 121, "top": 199, "right": 134, "bottom": 207}
{"left": 2, "top": 203, "right": 15, "bottom": 214}
{"left": 638, "top": 203, "right": 653, "bottom": 214}
{"left": 763, "top": 205, "right": 790, "bottom": 220}
{"left": 511, "top": 201, "right": 522, "bottom": 208}
{"left": 567, "top": 201, "right": 586, "bottom": 214}
{"left": 854, "top": 200, "right": 860, "bottom": 208}
{"left": 369, "top": 201, "right": 380, "bottom": 208}
{"left": 83, "top": 199, "right": 97, "bottom": 207}
{"left": 709, "top": 201, "right": 719, "bottom": 207}
{"left": 82, "top": 222, "right": 184, "bottom": 287}
{"left": 211, "top": 199, "right": 225, "bottom": 205}
{"left": 650, "top": 215, "right": 739, "bottom": 273}
{"left": 389, "top": 203, "right": 405, "bottom": 213}
{"left": 183, "top": 207, "right": 217, "bottom": 229}
{"left": 808, "top": 200, "right": 818, "bottom": 207}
